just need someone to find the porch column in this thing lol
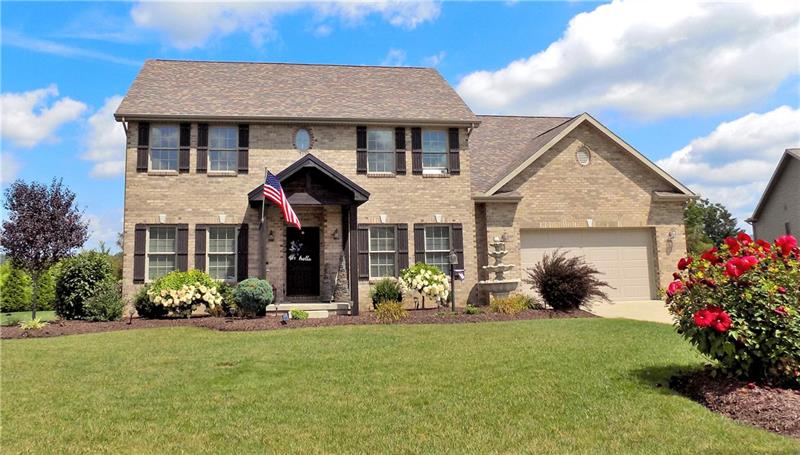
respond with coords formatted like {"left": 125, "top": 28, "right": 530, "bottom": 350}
{"left": 347, "top": 204, "right": 359, "bottom": 315}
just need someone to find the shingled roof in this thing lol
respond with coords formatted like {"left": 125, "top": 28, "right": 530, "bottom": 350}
{"left": 469, "top": 115, "right": 575, "bottom": 193}
{"left": 114, "top": 59, "right": 478, "bottom": 125}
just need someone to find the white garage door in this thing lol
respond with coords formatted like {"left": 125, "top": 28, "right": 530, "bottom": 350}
{"left": 520, "top": 229, "right": 656, "bottom": 301}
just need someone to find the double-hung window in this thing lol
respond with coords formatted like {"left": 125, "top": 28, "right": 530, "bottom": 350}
{"left": 148, "top": 226, "right": 177, "bottom": 280}
{"left": 209, "top": 126, "right": 238, "bottom": 172}
{"left": 422, "top": 130, "right": 447, "bottom": 173}
{"left": 367, "top": 129, "right": 394, "bottom": 173}
{"left": 424, "top": 225, "right": 451, "bottom": 274}
{"left": 208, "top": 226, "right": 237, "bottom": 281}
{"left": 150, "top": 125, "right": 179, "bottom": 171}
{"left": 369, "top": 226, "right": 396, "bottom": 278}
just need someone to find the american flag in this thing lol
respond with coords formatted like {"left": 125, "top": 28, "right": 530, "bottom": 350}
{"left": 263, "top": 171, "right": 301, "bottom": 229}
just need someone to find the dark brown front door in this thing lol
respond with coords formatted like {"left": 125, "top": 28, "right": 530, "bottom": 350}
{"left": 286, "top": 227, "right": 320, "bottom": 296}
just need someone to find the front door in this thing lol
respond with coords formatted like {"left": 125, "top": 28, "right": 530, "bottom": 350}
{"left": 286, "top": 227, "right": 320, "bottom": 296}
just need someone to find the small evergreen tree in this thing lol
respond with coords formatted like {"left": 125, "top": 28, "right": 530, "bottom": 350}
{"left": 0, "top": 266, "right": 33, "bottom": 312}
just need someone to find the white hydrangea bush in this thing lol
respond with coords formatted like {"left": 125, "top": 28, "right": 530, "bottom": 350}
{"left": 400, "top": 263, "right": 450, "bottom": 304}
{"left": 147, "top": 283, "right": 223, "bottom": 317}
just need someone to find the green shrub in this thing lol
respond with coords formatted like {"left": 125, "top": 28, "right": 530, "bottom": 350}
{"left": 146, "top": 270, "right": 222, "bottom": 318}
{"left": 149, "top": 269, "right": 217, "bottom": 295}
{"left": 134, "top": 285, "right": 167, "bottom": 319}
{"left": 369, "top": 278, "right": 404, "bottom": 309}
{"left": 374, "top": 300, "right": 408, "bottom": 323}
{"left": 524, "top": 250, "right": 610, "bottom": 311}
{"left": 208, "top": 282, "right": 236, "bottom": 317}
{"left": 489, "top": 294, "right": 529, "bottom": 315}
{"left": 19, "top": 318, "right": 47, "bottom": 331}
{"left": 0, "top": 264, "right": 32, "bottom": 312}
{"left": 54, "top": 252, "right": 114, "bottom": 319}
{"left": 290, "top": 309, "right": 309, "bottom": 320}
{"left": 34, "top": 266, "right": 57, "bottom": 311}
{"left": 83, "top": 280, "right": 124, "bottom": 322}
{"left": 233, "top": 278, "right": 273, "bottom": 317}
{"left": 464, "top": 304, "right": 481, "bottom": 315}
{"left": 667, "top": 233, "right": 799, "bottom": 386}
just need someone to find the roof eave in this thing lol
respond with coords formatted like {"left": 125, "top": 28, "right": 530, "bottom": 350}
{"left": 750, "top": 149, "right": 799, "bottom": 220}
{"left": 114, "top": 112, "right": 480, "bottom": 127}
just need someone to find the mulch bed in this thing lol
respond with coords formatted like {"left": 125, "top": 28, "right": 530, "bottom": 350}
{"left": 670, "top": 368, "right": 800, "bottom": 439}
{"left": 0, "top": 308, "right": 594, "bottom": 340}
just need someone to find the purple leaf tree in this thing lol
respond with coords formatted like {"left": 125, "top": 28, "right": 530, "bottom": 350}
{"left": 1, "top": 179, "right": 89, "bottom": 318}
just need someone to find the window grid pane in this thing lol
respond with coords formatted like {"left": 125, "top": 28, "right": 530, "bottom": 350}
{"left": 425, "top": 252, "right": 450, "bottom": 275}
{"left": 149, "top": 227, "right": 176, "bottom": 253}
{"left": 367, "top": 130, "right": 394, "bottom": 173}
{"left": 370, "top": 253, "right": 396, "bottom": 278}
{"left": 369, "top": 226, "right": 396, "bottom": 278}
{"left": 208, "top": 227, "right": 236, "bottom": 253}
{"left": 422, "top": 130, "right": 447, "bottom": 170}
{"left": 151, "top": 149, "right": 178, "bottom": 171}
{"left": 369, "top": 227, "right": 395, "bottom": 252}
{"left": 425, "top": 226, "right": 450, "bottom": 252}
{"left": 151, "top": 126, "right": 179, "bottom": 148}
{"left": 208, "top": 254, "right": 235, "bottom": 280}
{"left": 210, "top": 127, "right": 237, "bottom": 149}
{"left": 209, "top": 150, "right": 237, "bottom": 171}
{"left": 148, "top": 255, "right": 176, "bottom": 280}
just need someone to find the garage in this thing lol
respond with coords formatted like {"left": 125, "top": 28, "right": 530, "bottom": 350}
{"left": 520, "top": 229, "right": 656, "bottom": 301}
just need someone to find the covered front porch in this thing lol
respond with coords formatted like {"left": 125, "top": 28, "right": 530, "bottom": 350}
{"left": 247, "top": 154, "right": 370, "bottom": 315}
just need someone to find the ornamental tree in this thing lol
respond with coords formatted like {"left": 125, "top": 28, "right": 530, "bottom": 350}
{"left": 0, "top": 179, "right": 88, "bottom": 318}
{"left": 666, "top": 232, "right": 799, "bottom": 386}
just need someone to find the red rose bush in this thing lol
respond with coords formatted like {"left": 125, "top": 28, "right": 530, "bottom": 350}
{"left": 666, "top": 233, "right": 800, "bottom": 386}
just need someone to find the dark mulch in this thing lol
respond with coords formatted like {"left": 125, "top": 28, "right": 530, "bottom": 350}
{"left": 0, "top": 308, "right": 594, "bottom": 340}
{"left": 670, "top": 368, "right": 800, "bottom": 439}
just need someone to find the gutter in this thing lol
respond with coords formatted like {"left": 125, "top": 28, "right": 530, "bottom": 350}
{"left": 113, "top": 113, "right": 481, "bottom": 128}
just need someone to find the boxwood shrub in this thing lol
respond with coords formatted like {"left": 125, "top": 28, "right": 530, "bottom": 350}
{"left": 55, "top": 252, "right": 113, "bottom": 319}
{"left": 233, "top": 278, "right": 274, "bottom": 317}
{"left": 84, "top": 280, "right": 124, "bottom": 322}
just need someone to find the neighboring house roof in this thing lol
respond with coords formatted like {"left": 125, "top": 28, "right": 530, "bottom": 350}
{"left": 470, "top": 113, "right": 695, "bottom": 197}
{"left": 115, "top": 59, "right": 478, "bottom": 125}
{"left": 749, "top": 148, "right": 800, "bottom": 221}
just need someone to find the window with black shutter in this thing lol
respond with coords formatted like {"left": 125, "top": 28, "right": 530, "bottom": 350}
{"left": 396, "top": 224, "right": 409, "bottom": 271}
{"left": 413, "top": 224, "right": 425, "bottom": 263}
{"left": 195, "top": 225, "right": 207, "bottom": 272}
{"left": 176, "top": 224, "right": 189, "bottom": 271}
{"left": 356, "top": 126, "right": 367, "bottom": 174}
{"left": 236, "top": 223, "right": 249, "bottom": 281}
{"left": 237, "top": 124, "right": 249, "bottom": 174}
{"left": 357, "top": 225, "right": 369, "bottom": 279}
{"left": 448, "top": 128, "right": 461, "bottom": 175}
{"left": 133, "top": 224, "right": 146, "bottom": 283}
{"left": 179, "top": 123, "right": 190, "bottom": 173}
{"left": 411, "top": 127, "right": 422, "bottom": 175}
{"left": 395, "top": 127, "right": 406, "bottom": 175}
{"left": 136, "top": 123, "right": 149, "bottom": 172}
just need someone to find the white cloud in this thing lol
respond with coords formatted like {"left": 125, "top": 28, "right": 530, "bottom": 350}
{"left": 85, "top": 211, "right": 123, "bottom": 252}
{"left": 0, "top": 85, "right": 87, "bottom": 148}
{"left": 131, "top": 1, "right": 440, "bottom": 49}
{"left": 82, "top": 96, "right": 127, "bottom": 179}
{"left": 0, "top": 153, "right": 21, "bottom": 184}
{"left": 658, "top": 105, "right": 800, "bottom": 220}
{"left": 423, "top": 51, "right": 445, "bottom": 66}
{"left": 381, "top": 48, "right": 407, "bottom": 66}
{"left": 313, "top": 24, "right": 333, "bottom": 37}
{"left": 457, "top": 0, "right": 799, "bottom": 118}
{"left": 4, "top": 31, "right": 141, "bottom": 66}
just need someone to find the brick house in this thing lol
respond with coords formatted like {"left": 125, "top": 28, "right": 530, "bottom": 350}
{"left": 748, "top": 149, "right": 799, "bottom": 240}
{"left": 116, "top": 59, "right": 694, "bottom": 314}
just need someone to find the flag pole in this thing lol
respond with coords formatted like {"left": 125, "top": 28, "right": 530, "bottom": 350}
{"left": 260, "top": 170, "right": 267, "bottom": 226}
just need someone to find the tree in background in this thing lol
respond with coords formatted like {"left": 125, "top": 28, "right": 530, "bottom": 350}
{"left": 0, "top": 264, "right": 32, "bottom": 312}
{"left": 684, "top": 198, "right": 741, "bottom": 254}
{"left": 0, "top": 179, "right": 88, "bottom": 318}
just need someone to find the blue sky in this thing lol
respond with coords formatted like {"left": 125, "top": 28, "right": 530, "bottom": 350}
{"left": 2, "top": 1, "right": 799, "bottom": 251}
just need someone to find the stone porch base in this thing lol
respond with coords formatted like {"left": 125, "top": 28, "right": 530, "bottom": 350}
{"left": 265, "top": 302, "right": 352, "bottom": 318}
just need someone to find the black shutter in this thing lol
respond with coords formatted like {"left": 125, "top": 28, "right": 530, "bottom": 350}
{"left": 195, "top": 225, "right": 207, "bottom": 273}
{"left": 413, "top": 223, "right": 425, "bottom": 264}
{"left": 177, "top": 224, "right": 189, "bottom": 271}
{"left": 197, "top": 123, "right": 208, "bottom": 173}
{"left": 395, "top": 127, "right": 406, "bottom": 175}
{"left": 356, "top": 126, "right": 367, "bottom": 174}
{"left": 136, "top": 122, "right": 149, "bottom": 172}
{"left": 396, "top": 224, "right": 409, "bottom": 273}
{"left": 357, "top": 224, "right": 369, "bottom": 279}
{"left": 411, "top": 127, "right": 422, "bottom": 175}
{"left": 133, "top": 224, "right": 146, "bottom": 283}
{"left": 451, "top": 224, "right": 464, "bottom": 269}
{"left": 448, "top": 128, "right": 460, "bottom": 175}
{"left": 237, "top": 124, "right": 249, "bottom": 174}
{"left": 237, "top": 223, "right": 249, "bottom": 281}
{"left": 179, "top": 123, "right": 190, "bottom": 173}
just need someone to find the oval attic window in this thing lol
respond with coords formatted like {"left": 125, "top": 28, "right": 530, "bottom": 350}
{"left": 576, "top": 147, "right": 591, "bottom": 166}
{"left": 295, "top": 128, "right": 311, "bottom": 152}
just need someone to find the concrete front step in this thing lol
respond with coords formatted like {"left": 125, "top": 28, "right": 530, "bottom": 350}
{"left": 265, "top": 302, "right": 351, "bottom": 318}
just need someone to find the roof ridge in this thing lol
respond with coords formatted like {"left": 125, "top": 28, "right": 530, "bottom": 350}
{"left": 477, "top": 114, "right": 573, "bottom": 119}
{"left": 149, "top": 58, "right": 435, "bottom": 71}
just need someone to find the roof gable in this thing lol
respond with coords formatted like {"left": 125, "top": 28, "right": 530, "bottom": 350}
{"left": 474, "top": 113, "right": 694, "bottom": 197}
{"left": 750, "top": 148, "right": 800, "bottom": 220}
{"left": 116, "top": 60, "right": 477, "bottom": 125}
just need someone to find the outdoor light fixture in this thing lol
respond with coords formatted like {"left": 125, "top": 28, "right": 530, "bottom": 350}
{"left": 449, "top": 250, "right": 458, "bottom": 312}
{"left": 268, "top": 230, "right": 275, "bottom": 242}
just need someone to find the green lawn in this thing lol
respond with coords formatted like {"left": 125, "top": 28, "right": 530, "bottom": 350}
{"left": 2, "top": 319, "right": 797, "bottom": 454}
{"left": 0, "top": 310, "right": 57, "bottom": 326}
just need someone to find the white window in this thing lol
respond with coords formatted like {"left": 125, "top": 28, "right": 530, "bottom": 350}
{"left": 367, "top": 129, "right": 394, "bottom": 173}
{"left": 208, "top": 226, "right": 237, "bottom": 281}
{"left": 150, "top": 125, "right": 179, "bottom": 171}
{"left": 209, "top": 126, "right": 238, "bottom": 172}
{"left": 422, "top": 130, "right": 447, "bottom": 172}
{"left": 369, "top": 226, "right": 396, "bottom": 278}
{"left": 424, "top": 225, "right": 451, "bottom": 275}
{"left": 148, "top": 226, "right": 177, "bottom": 280}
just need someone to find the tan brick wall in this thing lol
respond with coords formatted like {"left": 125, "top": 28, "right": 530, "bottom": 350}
{"left": 481, "top": 122, "right": 687, "bottom": 298}
{"left": 122, "top": 122, "right": 477, "bottom": 310}
{"left": 753, "top": 157, "right": 799, "bottom": 241}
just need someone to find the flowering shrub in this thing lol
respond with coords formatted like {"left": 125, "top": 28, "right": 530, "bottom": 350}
{"left": 147, "top": 283, "right": 223, "bottom": 318}
{"left": 666, "top": 233, "right": 800, "bottom": 386}
{"left": 399, "top": 263, "right": 450, "bottom": 305}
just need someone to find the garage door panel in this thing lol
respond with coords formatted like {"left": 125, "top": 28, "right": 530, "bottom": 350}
{"left": 520, "top": 229, "right": 655, "bottom": 301}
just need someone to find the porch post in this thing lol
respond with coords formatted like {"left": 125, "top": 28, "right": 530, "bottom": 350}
{"left": 259, "top": 205, "right": 267, "bottom": 279}
{"left": 348, "top": 204, "right": 359, "bottom": 315}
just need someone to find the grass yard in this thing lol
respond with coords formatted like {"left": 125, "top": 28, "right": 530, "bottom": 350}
{"left": 0, "top": 310, "right": 57, "bottom": 326}
{"left": 2, "top": 318, "right": 797, "bottom": 454}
